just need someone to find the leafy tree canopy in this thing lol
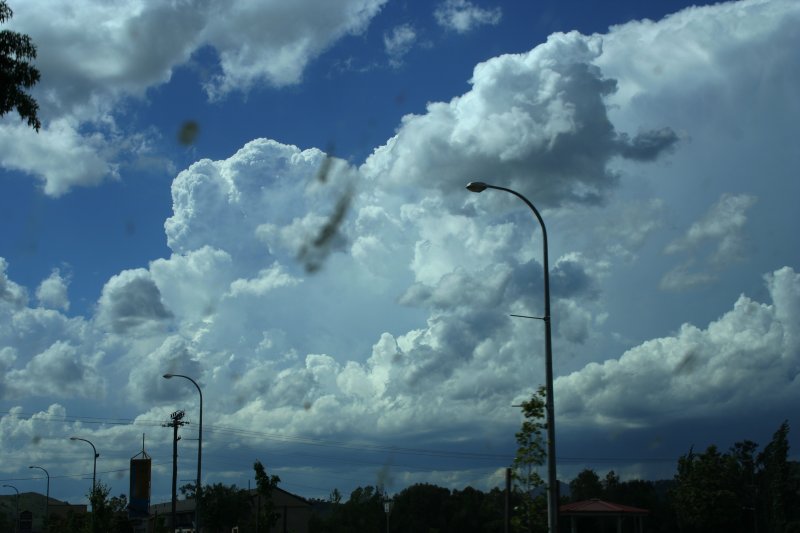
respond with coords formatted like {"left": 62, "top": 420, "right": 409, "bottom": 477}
{"left": 670, "top": 420, "right": 800, "bottom": 533}
{"left": 252, "top": 459, "right": 282, "bottom": 532}
{"left": 0, "top": 0, "right": 41, "bottom": 131}
{"left": 511, "top": 386, "right": 548, "bottom": 533}
{"left": 569, "top": 469, "right": 603, "bottom": 501}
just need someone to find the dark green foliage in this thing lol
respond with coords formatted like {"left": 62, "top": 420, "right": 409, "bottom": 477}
{"left": 42, "top": 482, "right": 133, "bottom": 533}
{"left": 252, "top": 459, "right": 282, "bottom": 532}
{"left": 0, "top": 0, "right": 41, "bottom": 131}
{"left": 757, "top": 421, "right": 795, "bottom": 532}
{"left": 512, "top": 386, "right": 548, "bottom": 533}
{"left": 311, "top": 485, "right": 384, "bottom": 533}
{"left": 88, "top": 482, "right": 134, "bottom": 533}
{"left": 569, "top": 469, "right": 603, "bottom": 501}
{"left": 309, "top": 421, "right": 800, "bottom": 533}
{"left": 392, "top": 483, "right": 450, "bottom": 532}
{"left": 671, "top": 445, "right": 745, "bottom": 532}
{"left": 182, "top": 481, "right": 251, "bottom": 532}
{"left": 669, "top": 420, "right": 800, "bottom": 533}
{"left": 309, "top": 484, "right": 518, "bottom": 533}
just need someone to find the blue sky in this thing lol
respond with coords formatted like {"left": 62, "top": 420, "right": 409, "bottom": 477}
{"left": 1, "top": 0, "right": 799, "bottom": 509}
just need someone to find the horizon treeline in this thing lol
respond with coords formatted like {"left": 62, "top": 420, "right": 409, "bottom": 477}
{"left": 311, "top": 420, "right": 800, "bottom": 533}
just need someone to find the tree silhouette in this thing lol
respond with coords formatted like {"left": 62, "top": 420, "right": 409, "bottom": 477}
{"left": 1, "top": 0, "right": 41, "bottom": 131}
{"left": 512, "top": 386, "right": 548, "bottom": 533}
{"left": 253, "top": 460, "right": 281, "bottom": 532}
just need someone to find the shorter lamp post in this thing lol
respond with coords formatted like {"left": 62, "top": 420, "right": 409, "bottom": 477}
{"left": 28, "top": 466, "right": 50, "bottom": 525}
{"left": 163, "top": 373, "right": 203, "bottom": 532}
{"left": 70, "top": 436, "right": 99, "bottom": 533}
{"left": 69, "top": 437, "right": 98, "bottom": 492}
{"left": 3, "top": 484, "right": 19, "bottom": 533}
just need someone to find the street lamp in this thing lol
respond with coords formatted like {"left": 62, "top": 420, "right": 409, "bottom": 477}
{"left": 28, "top": 465, "right": 50, "bottom": 525}
{"left": 466, "top": 181, "right": 558, "bottom": 533}
{"left": 164, "top": 373, "right": 203, "bottom": 532}
{"left": 3, "top": 484, "right": 19, "bottom": 533}
{"left": 69, "top": 437, "right": 99, "bottom": 492}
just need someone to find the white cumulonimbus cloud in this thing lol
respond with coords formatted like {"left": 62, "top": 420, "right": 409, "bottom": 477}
{"left": 0, "top": 0, "right": 798, "bottom": 493}
{"left": 361, "top": 30, "right": 677, "bottom": 209}
{"left": 0, "top": 0, "right": 388, "bottom": 195}
{"left": 557, "top": 267, "right": 800, "bottom": 427}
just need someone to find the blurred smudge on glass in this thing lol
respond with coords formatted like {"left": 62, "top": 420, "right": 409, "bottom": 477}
{"left": 178, "top": 120, "right": 200, "bottom": 145}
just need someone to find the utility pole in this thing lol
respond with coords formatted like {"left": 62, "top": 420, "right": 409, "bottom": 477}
{"left": 163, "top": 410, "right": 187, "bottom": 532}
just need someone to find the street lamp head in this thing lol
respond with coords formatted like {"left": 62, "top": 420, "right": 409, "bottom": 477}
{"left": 466, "top": 181, "right": 488, "bottom": 193}
{"left": 70, "top": 436, "right": 78, "bottom": 441}
{"left": 163, "top": 373, "right": 174, "bottom": 379}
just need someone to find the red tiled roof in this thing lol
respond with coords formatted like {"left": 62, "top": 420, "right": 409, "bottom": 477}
{"left": 560, "top": 499, "right": 648, "bottom": 515}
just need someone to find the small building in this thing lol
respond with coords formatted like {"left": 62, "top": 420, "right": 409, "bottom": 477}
{"left": 560, "top": 498, "right": 648, "bottom": 533}
{"left": 0, "top": 492, "right": 86, "bottom": 533}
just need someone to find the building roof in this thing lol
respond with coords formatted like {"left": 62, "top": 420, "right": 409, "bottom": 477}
{"left": 560, "top": 499, "right": 649, "bottom": 515}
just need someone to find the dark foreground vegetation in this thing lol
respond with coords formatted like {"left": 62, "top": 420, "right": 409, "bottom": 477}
{"left": 2, "top": 423, "right": 796, "bottom": 532}
{"left": 310, "top": 421, "right": 800, "bottom": 533}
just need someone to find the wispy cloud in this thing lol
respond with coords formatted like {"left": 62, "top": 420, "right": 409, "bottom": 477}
{"left": 384, "top": 24, "right": 417, "bottom": 67}
{"left": 661, "top": 193, "right": 757, "bottom": 290}
{"left": 434, "top": 0, "right": 501, "bottom": 34}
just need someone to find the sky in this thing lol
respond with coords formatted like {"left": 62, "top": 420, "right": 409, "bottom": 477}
{"left": 1, "top": 0, "right": 799, "bottom": 509}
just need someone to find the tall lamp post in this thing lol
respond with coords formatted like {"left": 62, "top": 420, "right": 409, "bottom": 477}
{"left": 164, "top": 373, "right": 203, "bottom": 532}
{"left": 3, "top": 484, "right": 19, "bottom": 533}
{"left": 28, "top": 465, "right": 50, "bottom": 525}
{"left": 466, "top": 181, "right": 558, "bottom": 533}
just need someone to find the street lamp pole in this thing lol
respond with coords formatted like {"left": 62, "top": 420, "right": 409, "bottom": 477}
{"left": 70, "top": 437, "right": 98, "bottom": 492}
{"left": 466, "top": 181, "right": 558, "bottom": 533}
{"left": 3, "top": 484, "right": 19, "bottom": 533}
{"left": 164, "top": 373, "right": 203, "bottom": 532}
{"left": 70, "top": 436, "right": 99, "bottom": 533}
{"left": 28, "top": 466, "right": 50, "bottom": 525}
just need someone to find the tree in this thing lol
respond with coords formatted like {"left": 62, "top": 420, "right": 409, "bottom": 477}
{"left": 669, "top": 421, "right": 800, "bottom": 533}
{"left": 181, "top": 481, "right": 251, "bottom": 531}
{"left": 0, "top": 0, "right": 41, "bottom": 130}
{"left": 602, "top": 470, "right": 621, "bottom": 501}
{"left": 569, "top": 469, "right": 603, "bottom": 501}
{"left": 311, "top": 485, "right": 384, "bottom": 533}
{"left": 758, "top": 420, "right": 793, "bottom": 532}
{"left": 253, "top": 460, "right": 281, "bottom": 532}
{"left": 196, "top": 483, "right": 250, "bottom": 532}
{"left": 511, "top": 386, "right": 548, "bottom": 533}
{"left": 86, "top": 482, "right": 133, "bottom": 533}
{"left": 391, "top": 483, "right": 450, "bottom": 532}
{"left": 671, "top": 445, "right": 745, "bottom": 533}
